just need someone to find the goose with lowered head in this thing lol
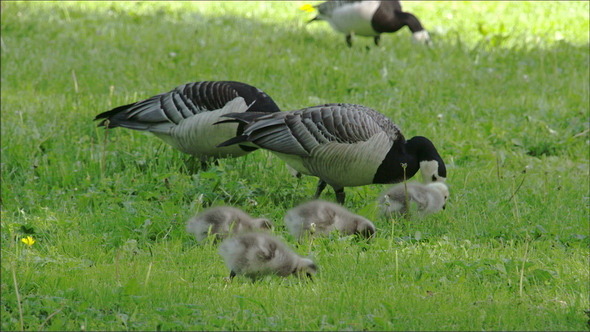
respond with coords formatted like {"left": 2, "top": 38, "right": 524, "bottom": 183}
{"left": 302, "top": 0, "right": 431, "bottom": 47}
{"left": 94, "top": 81, "right": 280, "bottom": 169}
{"left": 217, "top": 103, "right": 446, "bottom": 204}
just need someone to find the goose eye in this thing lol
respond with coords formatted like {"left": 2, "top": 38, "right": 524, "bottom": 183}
{"left": 432, "top": 175, "right": 437, "bottom": 181}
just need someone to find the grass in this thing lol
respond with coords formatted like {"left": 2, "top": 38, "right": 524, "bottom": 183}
{"left": 1, "top": 1, "right": 589, "bottom": 330}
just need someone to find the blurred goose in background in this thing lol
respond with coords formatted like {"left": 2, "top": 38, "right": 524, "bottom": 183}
{"left": 285, "top": 200, "right": 376, "bottom": 240}
{"left": 219, "top": 232, "right": 318, "bottom": 280}
{"left": 379, "top": 181, "right": 449, "bottom": 217}
{"left": 301, "top": 0, "right": 430, "bottom": 47}
{"left": 217, "top": 103, "right": 446, "bottom": 204}
{"left": 186, "top": 206, "right": 272, "bottom": 243}
{"left": 94, "top": 81, "right": 280, "bottom": 169}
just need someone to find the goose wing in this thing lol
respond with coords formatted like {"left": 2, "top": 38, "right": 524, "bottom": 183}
{"left": 242, "top": 103, "right": 402, "bottom": 156}
{"left": 94, "top": 81, "right": 279, "bottom": 133}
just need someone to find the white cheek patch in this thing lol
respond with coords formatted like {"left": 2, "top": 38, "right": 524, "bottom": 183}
{"left": 420, "top": 160, "right": 445, "bottom": 183}
{"left": 412, "top": 30, "right": 431, "bottom": 44}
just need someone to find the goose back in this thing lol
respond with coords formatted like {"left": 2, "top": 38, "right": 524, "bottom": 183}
{"left": 94, "top": 81, "right": 280, "bottom": 160}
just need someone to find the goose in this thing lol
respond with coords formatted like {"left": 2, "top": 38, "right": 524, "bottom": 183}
{"left": 186, "top": 206, "right": 272, "bottom": 243}
{"left": 94, "top": 81, "right": 280, "bottom": 169}
{"left": 379, "top": 181, "right": 449, "bottom": 216}
{"left": 219, "top": 232, "right": 318, "bottom": 280}
{"left": 217, "top": 103, "right": 447, "bottom": 204}
{"left": 301, "top": 0, "right": 430, "bottom": 47}
{"left": 285, "top": 200, "right": 376, "bottom": 240}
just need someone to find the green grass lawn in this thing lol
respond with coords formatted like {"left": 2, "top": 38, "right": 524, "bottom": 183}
{"left": 1, "top": 1, "right": 589, "bottom": 331}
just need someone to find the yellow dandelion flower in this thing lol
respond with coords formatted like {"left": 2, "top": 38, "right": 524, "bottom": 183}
{"left": 299, "top": 4, "right": 316, "bottom": 13}
{"left": 21, "top": 236, "right": 35, "bottom": 246}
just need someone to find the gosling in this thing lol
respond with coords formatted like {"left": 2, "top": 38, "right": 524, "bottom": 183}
{"left": 219, "top": 232, "right": 317, "bottom": 280}
{"left": 186, "top": 206, "right": 272, "bottom": 243}
{"left": 284, "top": 200, "right": 376, "bottom": 240}
{"left": 379, "top": 182, "right": 449, "bottom": 217}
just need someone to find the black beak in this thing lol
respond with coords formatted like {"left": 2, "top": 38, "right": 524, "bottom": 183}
{"left": 306, "top": 273, "right": 314, "bottom": 281}
{"left": 442, "top": 204, "right": 446, "bottom": 210}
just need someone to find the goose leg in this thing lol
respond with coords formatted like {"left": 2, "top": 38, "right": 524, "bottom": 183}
{"left": 346, "top": 34, "right": 353, "bottom": 47}
{"left": 314, "top": 179, "right": 328, "bottom": 198}
{"left": 334, "top": 187, "right": 345, "bottom": 204}
{"left": 200, "top": 157, "right": 219, "bottom": 170}
{"left": 182, "top": 156, "right": 201, "bottom": 174}
{"left": 374, "top": 35, "right": 381, "bottom": 46}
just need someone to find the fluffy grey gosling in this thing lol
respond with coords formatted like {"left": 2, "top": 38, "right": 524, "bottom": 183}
{"left": 285, "top": 200, "right": 376, "bottom": 240}
{"left": 186, "top": 206, "right": 272, "bottom": 243}
{"left": 379, "top": 182, "right": 449, "bottom": 216}
{"left": 219, "top": 232, "right": 318, "bottom": 280}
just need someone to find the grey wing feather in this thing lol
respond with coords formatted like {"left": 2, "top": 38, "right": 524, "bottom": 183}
{"left": 240, "top": 103, "right": 399, "bottom": 156}
{"left": 96, "top": 81, "right": 241, "bottom": 130}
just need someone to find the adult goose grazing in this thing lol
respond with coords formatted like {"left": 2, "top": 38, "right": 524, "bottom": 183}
{"left": 302, "top": 0, "right": 431, "bottom": 47}
{"left": 217, "top": 103, "right": 447, "bottom": 204}
{"left": 94, "top": 81, "right": 280, "bottom": 169}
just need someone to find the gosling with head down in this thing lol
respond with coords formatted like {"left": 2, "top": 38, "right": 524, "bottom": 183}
{"left": 285, "top": 200, "right": 376, "bottom": 240}
{"left": 219, "top": 232, "right": 318, "bottom": 280}
{"left": 186, "top": 206, "right": 272, "bottom": 243}
{"left": 379, "top": 182, "right": 449, "bottom": 217}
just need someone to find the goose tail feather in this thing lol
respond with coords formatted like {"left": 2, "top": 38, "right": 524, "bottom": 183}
{"left": 217, "top": 135, "right": 249, "bottom": 148}
{"left": 214, "top": 111, "right": 269, "bottom": 125}
{"left": 94, "top": 102, "right": 137, "bottom": 128}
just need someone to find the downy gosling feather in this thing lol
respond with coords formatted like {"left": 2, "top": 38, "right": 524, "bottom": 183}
{"left": 285, "top": 200, "right": 376, "bottom": 240}
{"left": 186, "top": 206, "right": 272, "bottom": 243}
{"left": 219, "top": 232, "right": 317, "bottom": 280}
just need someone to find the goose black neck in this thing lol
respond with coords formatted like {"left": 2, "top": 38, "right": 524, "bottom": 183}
{"left": 371, "top": 1, "right": 405, "bottom": 33}
{"left": 395, "top": 11, "right": 425, "bottom": 33}
{"left": 373, "top": 139, "right": 419, "bottom": 184}
{"left": 373, "top": 136, "right": 446, "bottom": 184}
{"left": 406, "top": 136, "right": 447, "bottom": 178}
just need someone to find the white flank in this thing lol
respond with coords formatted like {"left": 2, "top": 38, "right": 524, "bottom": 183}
{"left": 304, "top": 131, "right": 391, "bottom": 187}
{"left": 153, "top": 97, "right": 249, "bottom": 159}
{"left": 328, "top": 1, "right": 380, "bottom": 36}
{"left": 270, "top": 132, "right": 390, "bottom": 187}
